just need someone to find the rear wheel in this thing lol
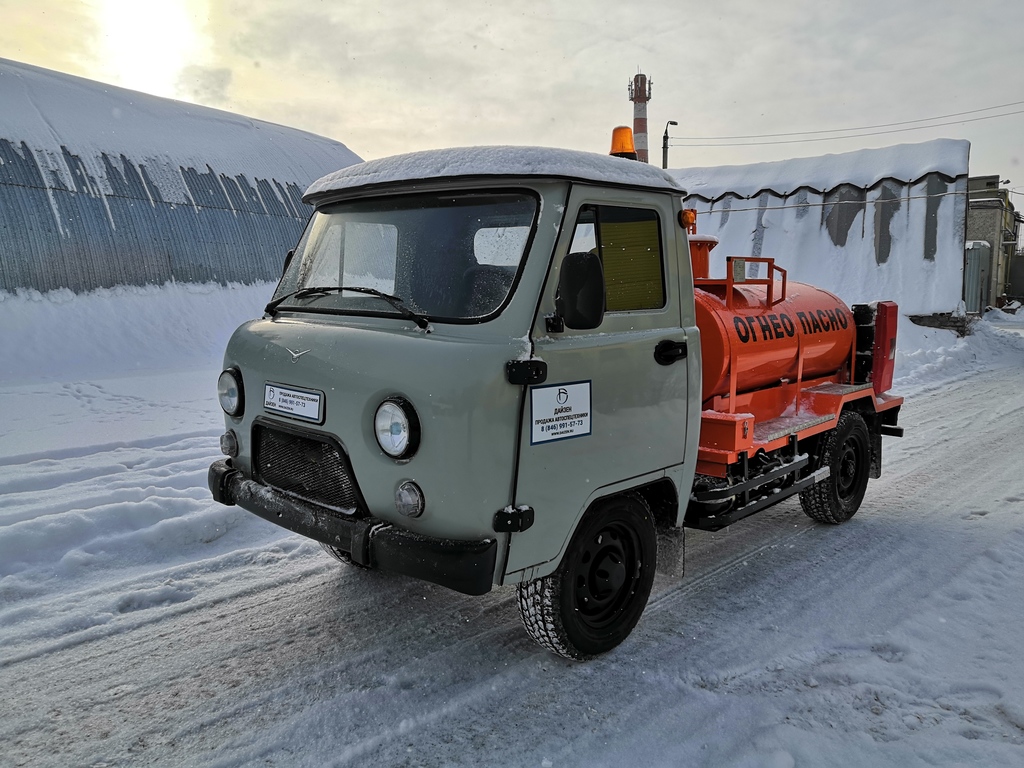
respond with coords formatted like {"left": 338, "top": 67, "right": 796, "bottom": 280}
{"left": 800, "top": 411, "right": 871, "bottom": 524}
{"left": 517, "top": 494, "right": 657, "bottom": 660}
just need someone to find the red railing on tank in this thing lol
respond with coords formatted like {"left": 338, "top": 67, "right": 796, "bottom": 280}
{"left": 694, "top": 257, "right": 788, "bottom": 310}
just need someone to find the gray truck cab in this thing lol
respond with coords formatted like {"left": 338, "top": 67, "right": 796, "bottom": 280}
{"left": 209, "top": 146, "right": 702, "bottom": 658}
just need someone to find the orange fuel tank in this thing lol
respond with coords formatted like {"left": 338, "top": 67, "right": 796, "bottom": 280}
{"left": 694, "top": 278, "right": 855, "bottom": 405}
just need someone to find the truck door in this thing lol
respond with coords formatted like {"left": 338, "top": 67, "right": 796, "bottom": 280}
{"left": 505, "top": 185, "right": 698, "bottom": 578}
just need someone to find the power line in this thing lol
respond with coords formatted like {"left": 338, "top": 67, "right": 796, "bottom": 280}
{"left": 672, "top": 100, "right": 1024, "bottom": 140}
{"left": 671, "top": 109, "right": 1024, "bottom": 147}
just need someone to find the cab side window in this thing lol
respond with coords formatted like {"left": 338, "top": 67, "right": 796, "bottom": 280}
{"left": 568, "top": 205, "right": 665, "bottom": 312}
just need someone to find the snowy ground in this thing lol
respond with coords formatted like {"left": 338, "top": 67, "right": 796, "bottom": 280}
{"left": 2, "top": 287, "right": 1024, "bottom": 767}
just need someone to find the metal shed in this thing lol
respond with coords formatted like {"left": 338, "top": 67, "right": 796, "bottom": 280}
{"left": 0, "top": 58, "right": 361, "bottom": 293}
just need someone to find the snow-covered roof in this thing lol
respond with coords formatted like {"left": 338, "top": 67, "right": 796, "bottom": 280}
{"left": 304, "top": 145, "right": 685, "bottom": 201}
{"left": 671, "top": 139, "right": 970, "bottom": 200}
{"left": 0, "top": 57, "right": 361, "bottom": 191}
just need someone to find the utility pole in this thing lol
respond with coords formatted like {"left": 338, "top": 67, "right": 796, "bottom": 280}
{"left": 662, "top": 120, "right": 677, "bottom": 169}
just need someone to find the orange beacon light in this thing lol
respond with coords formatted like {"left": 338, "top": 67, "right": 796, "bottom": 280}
{"left": 609, "top": 126, "right": 638, "bottom": 160}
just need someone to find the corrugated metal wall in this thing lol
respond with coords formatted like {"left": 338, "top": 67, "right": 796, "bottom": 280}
{"left": 1009, "top": 253, "right": 1024, "bottom": 300}
{"left": 964, "top": 241, "right": 989, "bottom": 312}
{"left": 680, "top": 173, "right": 969, "bottom": 316}
{"left": 0, "top": 137, "right": 312, "bottom": 293}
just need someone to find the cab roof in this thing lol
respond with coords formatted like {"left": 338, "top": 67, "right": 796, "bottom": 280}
{"left": 303, "top": 145, "right": 686, "bottom": 203}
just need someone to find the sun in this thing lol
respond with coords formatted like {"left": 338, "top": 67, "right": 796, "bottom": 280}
{"left": 90, "top": 0, "right": 205, "bottom": 98}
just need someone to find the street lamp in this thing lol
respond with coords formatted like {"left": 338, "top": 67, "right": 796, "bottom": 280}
{"left": 662, "top": 120, "right": 678, "bottom": 170}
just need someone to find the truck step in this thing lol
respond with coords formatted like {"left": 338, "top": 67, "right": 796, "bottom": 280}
{"left": 686, "top": 467, "right": 830, "bottom": 531}
{"left": 804, "top": 382, "right": 873, "bottom": 396}
{"left": 753, "top": 413, "right": 834, "bottom": 444}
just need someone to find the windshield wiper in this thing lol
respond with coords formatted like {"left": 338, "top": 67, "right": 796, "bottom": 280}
{"left": 265, "top": 285, "right": 430, "bottom": 330}
{"left": 264, "top": 285, "right": 341, "bottom": 315}
{"left": 340, "top": 286, "right": 431, "bottom": 330}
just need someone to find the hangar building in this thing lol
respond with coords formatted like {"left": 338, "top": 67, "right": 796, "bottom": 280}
{"left": 0, "top": 58, "right": 361, "bottom": 294}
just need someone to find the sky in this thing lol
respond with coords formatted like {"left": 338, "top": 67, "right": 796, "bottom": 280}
{"left": 2, "top": 0, "right": 1023, "bottom": 184}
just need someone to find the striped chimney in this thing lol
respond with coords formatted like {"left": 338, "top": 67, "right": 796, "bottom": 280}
{"left": 628, "top": 73, "right": 652, "bottom": 163}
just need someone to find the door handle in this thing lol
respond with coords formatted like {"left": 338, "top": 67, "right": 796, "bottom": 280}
{"left": 654, "top": 339, "right": 688, "bottom": 366}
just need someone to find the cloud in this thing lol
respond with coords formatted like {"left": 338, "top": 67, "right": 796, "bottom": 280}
{"left": 0, "top": 0, "right": 101, "bottom": 75}
{"left": 190, "top": 0, "right": 648, "bottom": 157}
{"left": 5, "top": 0, "right": 1024, "bottom": 176}
{"left": 176, "top": 64, "right": 233, "bottom": 105}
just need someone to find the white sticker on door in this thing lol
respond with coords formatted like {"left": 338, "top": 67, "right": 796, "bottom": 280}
{"left": 530, "top": 381, "right": 592, "bottom": 445}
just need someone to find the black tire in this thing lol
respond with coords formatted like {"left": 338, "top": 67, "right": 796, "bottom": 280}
{"left": 318, "top": 541, "right": 371, "bottom": 569}
{"left": 800, "top": 411, "right": 871, "bottom": 524}
{"left": 516, "top": 494, "right": 657, "bottom": 660}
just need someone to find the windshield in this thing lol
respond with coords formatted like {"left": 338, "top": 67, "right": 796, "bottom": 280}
{"left": 271, "top": 191, "right": 538, "bottom": 321}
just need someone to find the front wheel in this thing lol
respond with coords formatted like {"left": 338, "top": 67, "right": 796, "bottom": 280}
{"left": 800, "top": 411, "right": 871, "bottom": 524}
{"left": 517, "top": 494, "right": 657, "bottom": 660}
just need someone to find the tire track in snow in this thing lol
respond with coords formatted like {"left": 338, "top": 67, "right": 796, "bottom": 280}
{"left": 1, "top": 558, "right": 533, "bottom": 767}
{"left": 637, "top": 367, "right": 1024, "bottom": 678}
{"left": 648, "top": 367, "right": 1024, "bottom": 617}
{"left": 0, "top": 429, "right": 222, "bottom": 467}
{"left": 0, "top": 537, "right": 326, "bottom": 664}
{"left": 0, "top": 435, "right": 221, "bottom": 543}
{"left": 647, "top": 509, "right": 816, "bottom": 613}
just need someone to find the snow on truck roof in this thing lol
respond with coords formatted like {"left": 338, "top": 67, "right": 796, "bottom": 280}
{"left": 303, "top": 145, "right": 686, "bottom": 201}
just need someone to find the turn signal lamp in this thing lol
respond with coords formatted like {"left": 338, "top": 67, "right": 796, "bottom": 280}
{"left": 679, "top": 208, "right": 698, "bottom": 233}
{"left": 610, "top": 126, "right": 638, "bottom": 160}
{"left": 219, "top": 430, "right": 239, "bottom": 457}
{"left": 395, "top": 480, "right": 425, "bottom": 518}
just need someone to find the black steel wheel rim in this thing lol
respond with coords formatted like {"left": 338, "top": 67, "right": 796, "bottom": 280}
{"left": 837, "top": 434, "right": 866, "bottom": 502}
{"left": 572, "top": 522, "right": 641, "bottom": 629}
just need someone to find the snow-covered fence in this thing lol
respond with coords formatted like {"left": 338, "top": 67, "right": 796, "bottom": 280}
{"left": 0, "top": 58, "right": 361, "bottom": 294}
{"left": 671, "top": 140, "right": 970, "bottom": 315}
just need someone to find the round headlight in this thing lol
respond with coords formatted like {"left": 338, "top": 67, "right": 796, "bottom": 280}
{"left": 374, "top": 397, "right": 420, "bottom": 460}
{"left": 218, "top": 369, "right": 244, "bottom": 417}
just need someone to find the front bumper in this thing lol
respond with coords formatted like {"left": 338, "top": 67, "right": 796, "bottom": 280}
{"left": 208, "top": 460, "right": 497, "bottom": 596}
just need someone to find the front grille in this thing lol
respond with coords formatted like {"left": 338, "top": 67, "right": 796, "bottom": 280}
{"left": 253, "top": 422, "right": 364, "bottom": 515}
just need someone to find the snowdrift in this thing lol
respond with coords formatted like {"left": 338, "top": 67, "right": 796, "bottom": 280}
{"left": 0, "top": 283, "right": 271, "bottom": 384}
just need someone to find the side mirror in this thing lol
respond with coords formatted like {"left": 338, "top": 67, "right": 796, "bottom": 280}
{"left": 282, "top": 249, "right": 295, "bottom": 275}
{"left": 555, "top": 251, "right": 605, "bottom": 330}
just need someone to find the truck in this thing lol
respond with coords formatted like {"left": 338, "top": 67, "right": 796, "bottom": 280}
{"left": 208, "top": 134, "right": 904, "bottom": 660}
